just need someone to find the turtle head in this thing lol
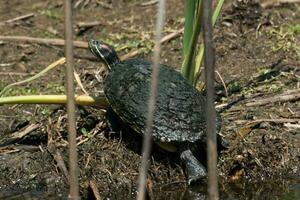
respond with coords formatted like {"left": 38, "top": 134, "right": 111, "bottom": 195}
{"left": 88, "top": 39, "right": 120, "bottom": 70}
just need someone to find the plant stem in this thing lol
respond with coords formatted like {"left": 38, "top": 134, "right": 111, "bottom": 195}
{"left": 183, "top": 0, "right": 197, "bottom": 57}
{"left": 194, "top": 0, "right": 225, "bottom": 85}
{"left": 181, "top": 0, "right": 202, "bottom": 84}
{"left": 0, "top": 95, "right": 108, "bottom": 108}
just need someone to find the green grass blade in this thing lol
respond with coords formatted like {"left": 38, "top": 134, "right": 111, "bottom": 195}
{"left": 181, "top": 0, "right": 202, "bottom": 83}
{"left": 194, "top": 44, "right": 204, "bottom": 85}
{"left": 194, "top": 0, "right": 225, "bottom": 85}
{"left": 183, "top": 0, "right": 197, "bottom": 57}
{"left": 212, "top": 0, "right": 224, "bottom": 25}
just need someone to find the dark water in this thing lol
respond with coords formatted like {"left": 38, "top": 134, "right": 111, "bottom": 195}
{"left": 155, "top": 179, "right": 300, "bottom": 200}
{"left": 0, "top": 190, "right": 66, "bottom": 200}
{"left": 279, "top": 184, "right": 300, "bottom": 200}
{"left": 219, "top": 180, "right": 300, "bottom": 200}
{"left": 0, "top": 181, "right": 299, "bottom": 199}
{"left": 220, "top": 182, "right": 300, "bottom": 200}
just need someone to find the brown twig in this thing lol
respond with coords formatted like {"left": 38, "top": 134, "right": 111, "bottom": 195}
{"left": 74, "top": 69, "right": 89, "bottom": 95}
{"left": 88, "top": 180, "right": 102, "bottom": 200}
{"left": 215, "top": 70, "right": 228, "bottom": 98}
{"left": 74, "top": 0, "right": 84, "bottom": 8}
{"left": 0, "top": 148, "right": 20, "bottom": 154}
{"left": 0, "top": 63, "right": 15, "bottom": 67}
{"left": 46, "top": 119, "right": 70, "bottom": 181}
{"left": 284, "top": 123, "right": 300, "bottom": 129}
{"left": 76, "top": 122, "right": 104, "bottom": 146}
{"left": 0, "top": 35, "right": 169, "bottom": 61}
{"left": 77, "top": 21, "right": 102, "bottom": 28}
{"left": 0, "top": 123, "right": 40, "bottom": 147}
{"left": 140, "top": 0, "right": 158, "bottom": 6}
{"left": 0, "top": 13, "right": 35, "bottom": 26}
{"left": 235, "top": 118, "right": 300, "bottom": 125}
{"left": 120, "top": 50, "right": 139, "bottom": 61}
{"left": 0, "top": 28, "right": 182, "bottom": 61}
{"left": 0, "top": 72, "right": 34, "bottom": 76}
{"left": 47, "top": 137, "right": 70, "bottom": 181}
{"left": 216, "top": 95, "right": 245, "bottom": 112}
{"left": 95, "top": 0, "right": 113, "bottom": 9}
{"left": 0, "top": 145, "right": 40, "bottom": 153}
{"left": 120, "top": 29, "right": 183, "bottom": 60}
{"left": 160, "top": 28, "right": 183, "bottom": 44}
{"left": 53, "top": 148, "right": 70, "bottom": 181}
{"left": 0, "top": 36, "right": 88, "bottom": 48}
{"left": 260, "top": 0, "right": 300, "bottom": 8}
{"left": 0, "top": 145, "right": 40, "bottom": 154}
{"left": 246, "top": 90, "right": 300, "bottom": 107}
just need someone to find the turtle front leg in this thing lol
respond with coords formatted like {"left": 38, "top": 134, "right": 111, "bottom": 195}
{"left": 180, "top": 149, "right": 207, "bottom": 185}
{"left": 106, "top": 107, "right": 121, "bottom": 134}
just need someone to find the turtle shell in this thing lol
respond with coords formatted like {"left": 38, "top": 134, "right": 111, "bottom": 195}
{"left": 104, "top": 59, "right": 221, "bottom": 143}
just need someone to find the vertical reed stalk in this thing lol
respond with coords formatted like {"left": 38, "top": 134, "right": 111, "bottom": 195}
{"left": 202, "top": 0, "right": 219, "bottom": 199}
{"left": 64, "top": 0, "right": 80, "bottom": 199}
{"left": 137, "top": 1, "right": 166, "bottom": 200}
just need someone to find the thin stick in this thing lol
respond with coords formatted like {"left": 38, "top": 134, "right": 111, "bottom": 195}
{"left": 137, "top": 1, "right": 165, "bottom": 200}
{"left": 120, "top": 50, "right": 139, "bottom": 61}
{"left": 160, "top": 28, "right": 183, "bottom": 44}
{"left": 215, "top": 70, "right": 228, "bottom": 98}
{"left": 120, "top": 29, "right": 183, "bottom": 61}
{"left": 0, "top": 57, "right": 89, "bottom": 97}
{"left": 0, "top": 123, "right": 40, "bottom": 147}
{"left": 284, "top": 123, "right": 300, "bottom": 129}
{"left": 203, "top": 0, "right": 219, "bottom": 199}
{"left": 0, "top": 57, "right": 66, "bottom": 97}
{"left": 0, "top": 63, "right": 14, "bottom": 67}
{"left": 261, "top": 0, "right": 300, "bottom": 8}
{"left": 64, "top": 0, "right": 80, "bottom": 199}
{"left": 47, "top": 125, "right": 70, "bottom": 182}
{"left": 77, "top": 21, "right": 102, "bottom": 28}
{"left": 0, "top": 13, "right": 35, "bottom": 26}
{"left": 0, "top": 36, "right": 88, "bottom": 48}
{"left": 53, "top": 148, "right": 70, "bottom": 181}
{"left": 0, "top": 145, "right": 40, "bottom": 153}
{"left": 0, "top": 28, "right": 182, "bottom": 61}
{"left": 0, "top": 72, "right": 34, "bottom": 76}
{"left": 74, "top": 69, "right": 89, "bottom": 95}
{"left": 235, "top": 118, "right": 300, "bottom": 125}
{"left": 245, "top": 92, "right": 300, "bottom": 107}
{"left": 140, "top": 0, "right": 158, "bottom": 6}
{"left": 89, "top": 180, "right": 102, "bottom": 200}
{"left": 95, "top": 0, "right": 113, "bottom": 9}
{"left": 282, "top": 88, "right": 300, "bottom": 95}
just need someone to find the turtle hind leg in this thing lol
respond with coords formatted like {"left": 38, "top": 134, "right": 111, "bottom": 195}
{"left": 180, "top": 149, "right": 207, "bottom": 185}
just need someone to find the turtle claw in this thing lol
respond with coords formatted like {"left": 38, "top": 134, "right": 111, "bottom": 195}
{"left": 180, "top": 149, "right": 207, "bottom": 185}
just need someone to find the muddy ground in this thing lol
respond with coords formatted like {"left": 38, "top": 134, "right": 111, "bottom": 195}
{"left": 0, "top": 0, "right": 299, "bottom": 199}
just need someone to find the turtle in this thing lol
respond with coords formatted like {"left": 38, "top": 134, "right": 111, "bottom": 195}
{"left": 88, "top": 39, "right": 227, "bottom": 185}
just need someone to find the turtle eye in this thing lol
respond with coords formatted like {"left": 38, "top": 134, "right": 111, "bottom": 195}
{"left": 94, "top": 40, "right": 100, "bottom": 46}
